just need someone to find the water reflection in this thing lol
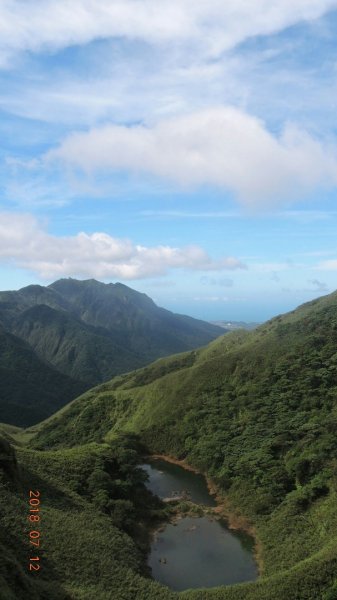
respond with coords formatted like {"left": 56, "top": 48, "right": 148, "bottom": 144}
{"left": 143, "top": 458, "right": 258, "bottom": 591}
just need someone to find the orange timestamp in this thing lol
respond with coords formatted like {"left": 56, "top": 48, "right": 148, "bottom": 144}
{"left": 28, "top": 490, "right": 41, "bottom": 572}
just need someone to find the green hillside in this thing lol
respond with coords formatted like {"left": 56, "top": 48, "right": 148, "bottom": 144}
{"left": 0, "top": 327, "right": 85, "bottom": 427}
{"left": 2, "top": 290, "right": 337, "bottom": 598}
{"left": 0, "top": 434, "right": 174, "bottom": 600}
{"left": 11, "top": 304, "right": 145, "bottom": 385}
{"left": 0, "top": 279, "right": 223, "bottom": 425}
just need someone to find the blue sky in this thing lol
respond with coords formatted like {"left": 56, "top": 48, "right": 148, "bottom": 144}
{"left": 1, "top": 1, "right": 337, "bottom": 321}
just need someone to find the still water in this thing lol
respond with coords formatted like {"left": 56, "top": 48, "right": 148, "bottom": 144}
{"left": 142, "top": 458, "right": 258, "bottom": 591}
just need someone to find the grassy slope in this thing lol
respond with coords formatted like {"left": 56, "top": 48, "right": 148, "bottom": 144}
{"left": 0, "top": 436, "right": 175, "bottom": 600}
{"left": 28, "top": 290, "right": 337, "bottom": 599}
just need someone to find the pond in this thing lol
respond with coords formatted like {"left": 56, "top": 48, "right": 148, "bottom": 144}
{"left": 142, "top": 457, "right": 258, "bottom": 592}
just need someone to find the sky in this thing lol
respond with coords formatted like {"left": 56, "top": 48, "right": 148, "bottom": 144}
{"left": 1, "top": 1, "right": 337, "bottom": 321}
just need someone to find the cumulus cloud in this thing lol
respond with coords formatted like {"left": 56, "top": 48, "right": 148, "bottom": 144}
{"left": 0, "top": 212, "right": 245, "bottom": 279}
{"left": 47, "top": 107, "right": 337, "bottom": 205}
{"left": 0, "top": 0, "right": 336, "bottom": 65}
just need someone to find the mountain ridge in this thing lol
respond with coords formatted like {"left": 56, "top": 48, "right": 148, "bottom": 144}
{"left": 0, "top": 278, "right": 224, "bottom": 426}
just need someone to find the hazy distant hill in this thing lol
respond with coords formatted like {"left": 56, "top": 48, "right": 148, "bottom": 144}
{"left": 211, "top": 320, "right": 260, "bottom": 330}
{"left": 0, "top": 278, "right": 223, "bottom": 425}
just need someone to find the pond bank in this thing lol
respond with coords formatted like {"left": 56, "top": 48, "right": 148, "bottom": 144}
{"left": 148, "top": 453, "right": 263, "bottom": 575}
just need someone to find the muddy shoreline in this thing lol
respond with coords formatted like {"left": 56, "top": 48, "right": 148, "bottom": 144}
{"left": 147, "top": 453, "right": 263, "bottom": 574}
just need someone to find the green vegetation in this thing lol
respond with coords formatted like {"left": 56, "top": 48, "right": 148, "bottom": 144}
{"left": 0, "top": 327, "right": 85, "bottom": 427}
{"left": 3, "top": 289, "right": 337, "bottom": 598}
{"left": 0, "top": 278, "right": 222, "bottom": 426}
{"left": 0, "top": 434, "right": 174, "bottom": 599}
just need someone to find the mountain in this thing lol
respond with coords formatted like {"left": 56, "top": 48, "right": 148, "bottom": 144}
{"left": 47, "top": 278, "right": 224, "bottom": 356}
{"left": 0, "top": 278, "right": 223, "bottom": 426}
{"left": 22, "top": 289, "right": 337, "bottom": 599}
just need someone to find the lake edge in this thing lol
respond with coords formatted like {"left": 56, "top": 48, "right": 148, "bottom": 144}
{"left": 144, "top": 454, "right": 263, "bottom": 576}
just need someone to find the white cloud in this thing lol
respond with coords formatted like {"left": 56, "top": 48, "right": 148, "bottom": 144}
{"left": 0, "top": 0, "right": 336, "bottom": 66}
{"left": 0, "top": 212, "right": 245, "bottom": 279}
{"left": 47, "top": 107, "right": 337, "bottom": 205}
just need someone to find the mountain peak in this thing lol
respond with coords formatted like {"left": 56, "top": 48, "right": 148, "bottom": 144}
{"left": 0, "top": 278, "right": 223, "bottom": 427}
{"left": 49, "top": 277, "right": 104, "bottom": 290}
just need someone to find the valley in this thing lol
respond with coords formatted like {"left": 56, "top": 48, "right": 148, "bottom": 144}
{"left": 1, "top": 289, "right": 337, "bottom": 599}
